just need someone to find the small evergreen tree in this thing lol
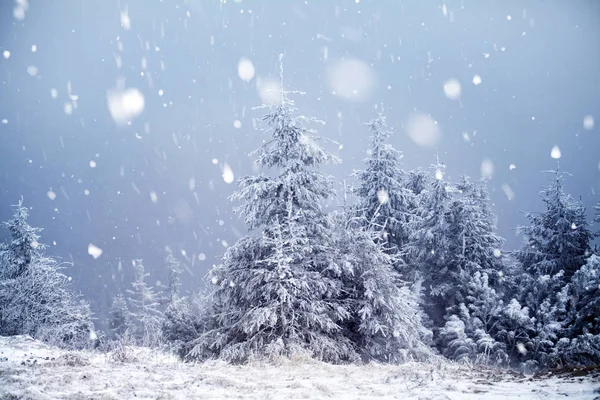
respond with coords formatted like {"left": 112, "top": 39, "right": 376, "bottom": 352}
{"left": 513, "top": 168, "right": 593, "bottom": 367}
{"left": 404, "top": 160, "right": 456, "bottom": 327}
{"left": 164, "top": 248, "right": 183, "bottom": 304}
{"left": 555, "top": 255, "right": 600, "bottom": 365}
{"left": 163, "top": 292, "right": 215, "bottom": 359}
{"left": 494, "top": 298, "right": 537, "bottom": 367}
{"left": 0, "top": 200, "right": 44, "bottom": 279}
{"left": 108, "top": 293, "right": 131, "bottom": 340}
{"left": 438, "top": 315, "right": 476, "bottom": 361}
{"left": 515, "top": 168, "right": 592, "bottom": 281}
{"left": 127, "top": 259, "right": 163, "bottom": 347}
{"left": 0, "top": 201, "right": 94, "bottom": 349}
{"left": 353, "top": 107, "right": 415, "bottom": 257}
{"left": 329, "top": 210, "right": 431, "bottom": 363}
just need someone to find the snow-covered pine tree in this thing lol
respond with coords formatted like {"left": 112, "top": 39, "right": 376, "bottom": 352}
{"left": 438, "top": 315, "right": 476, "bottom": 362}
{"left": 163, "top": 291, "right": 215, "bottom": 359}
{"left": 404, "top": 169, "right": 429, "bottom": 198}
{"left": 127, "top": 259, "right": 164, "bottom": 347}
{"left": 493, "top": 298, "right": 536, "bottom": 367}
{"left": 108, "top": 293, "right": 131, "bottom": 340}
{"left": 404, "top": 160, "right": 456, "bottom": 327}
{"left": 0, "top": 201, "right": 94, "bottom": 349}
{"left": 555, "top": 254, "right": 600, "bottom": 365}
{"left": 453, "top": 176, "right": 506, "bottom": 287}
{"left": 188, "top": 58, "right": 353, "bottom": 363}
{"left": 0, "top": 200, "right": 44, "bottom": 279}
{"left": 164, "top": 247, "right": 183, "bottom": 305}
{"left": 353, "top": 106, "right": 414, "bottom": 257}
{"left": 513, "top": 167, "right": 593, "bottom": 366}
{"left": 329, "top": 209, "right": 431, "bottom": 363}
{"left": 515, "top": 168, "right": 592, "bottom": 282}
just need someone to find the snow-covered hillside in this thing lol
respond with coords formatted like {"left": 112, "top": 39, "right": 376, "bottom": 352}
{"left": 0, "top": 336, "right": 598, "bottom": 400}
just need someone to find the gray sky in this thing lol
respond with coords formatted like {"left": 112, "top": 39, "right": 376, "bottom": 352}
{"left": 1, "top": 0, "right": 599, "bottom": 323}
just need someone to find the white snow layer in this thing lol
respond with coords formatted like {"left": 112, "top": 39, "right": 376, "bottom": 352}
{"left": 0, "top": 336, "right": 598, "bottom": 399}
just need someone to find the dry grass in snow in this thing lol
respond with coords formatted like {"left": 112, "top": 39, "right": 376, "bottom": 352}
{"left": 0, "top": 336, "right": 599, "bottom": 399}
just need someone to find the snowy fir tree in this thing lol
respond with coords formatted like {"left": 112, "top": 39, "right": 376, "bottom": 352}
{"left": 0, "top": 199, "right": 44, "bottom": 279}
{"left": 353, "top": 106, "right": 415, "bottom": 257}
{"left": 453, "top": 176, "right": 506, "bottom": 286}
{"left": 329, "top": 209, "right": 431, "bottom": 362}
{"left": 436, "top": 176, "right": 509, "bottom": 361}
{"left": 515, "top": 168, "right": 592, "bottom": 282}
{"left": 0, "top": 201, "right": 94, "bottom": 349}
{"left": 555, "top": 254, "right": 600, "bottom": 365}
{"left": 162, "top": 291, "right": 215, "bottom": 359}
{"left": 404, "top": 160, "right": 456, "bottom": 327}
{"left": 164, "top": 247, "right": 183, "bottom": 305}
{"left": 439, "top": 271, "right": 508, "bottom": 365}
{"left": 512, "top": 168, "right": 593, "bottom": 366}
{"left": 493, "top": 298, "right": 537, "bottom": 367}
{"left": 108, "top": 293, "right": 132, "bottom": 341}
{"left": 186, "top": 60, "right": 356, "bottom": 363}
{"left": 126, "top": 259, "right": 164, "bottom": 347}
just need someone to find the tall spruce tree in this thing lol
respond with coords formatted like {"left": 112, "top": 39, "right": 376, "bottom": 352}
{"left": 0, "top": 201, "right": 94, "bottom": 349}
{"left": 164, "top": 247, "right": 183, "bottom": 304}
{"left": 515, "top": 168, "right": 592, "bottom": 281}
{"left": 127, "top": 259, "right": 163, "bottom": 347}
{"left": 0, "top": 200, "right": 44, "bottom": 279}
{"left": 329, "top": 209, "right": 430, "bottom": 363}
{"left": 188, "top": 58, "right": 355, "bottom": 363}
{"left": 108, "top": 293, "right": 132, "bottom": 340}
{"left": 556, "top": 254, "right": 600, "bottom": 365}
{"left": 449, "top": 176, "right": 506, "bottom": 300}
{"left": 353, "top": 107, "right": 414, "bottom": 256}
{"left": 513, "top": 167, "right": 593, "bottom": 366}
{"left": 404, "top": 160, "right": 456, "bottom": 327}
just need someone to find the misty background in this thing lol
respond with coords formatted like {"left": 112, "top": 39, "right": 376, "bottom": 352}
{"left": 0, "top": 0, "right": 599, "bottom": 326}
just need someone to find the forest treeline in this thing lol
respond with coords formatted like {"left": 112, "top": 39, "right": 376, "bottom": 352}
{"left": 1, "top": 81, "right": 599, "bottom": 371}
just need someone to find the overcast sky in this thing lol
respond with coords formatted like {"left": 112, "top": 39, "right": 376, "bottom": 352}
{"left": 1, "top": 0, "right": 599, "bottom": 323}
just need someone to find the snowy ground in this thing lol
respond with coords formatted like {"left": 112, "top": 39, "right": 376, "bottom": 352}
{"left": 0, "top": 336, "right": 598, "bottom": 400}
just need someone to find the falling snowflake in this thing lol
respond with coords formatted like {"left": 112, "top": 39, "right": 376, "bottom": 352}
{"left": 120, "top": 9, "right": 131, "bottom": 30}
{"left": 406, "top": 113, "right": 440, "bottom": 147}
{"left": 88, "top": 244, "right": 103, "bottom": 259}
{"left": 550, "top": 145, "right": 561, "bottom": 160}
{"left": 480, "top": 159, "right": 494, "bottom": 179}
{"left": 327, "top": 58, "right": 374, "bottom": 101}
{"left": 107, "top": 87, "right": 145, "bottom": 125}
{"left": 27, "top": 65, "right": 38, "bottom": 76}
{"left": 472, "top": 75, "right": 482, "bottom": 85}
{"left": 583, "top": 115, "right": 594, "bottom": 130}
{"left": 237, "top": 57, "right": 255, "bottom": 81}
{"left": 443, "top": 79, "right": 461, "bottom": 100}
{"left": 222, "top": 163, "right": 234, "bottom": 184}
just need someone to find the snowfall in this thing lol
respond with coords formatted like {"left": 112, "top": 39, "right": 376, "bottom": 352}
{"left": 0, "top": 336, "right": 597, "bottom": 400}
